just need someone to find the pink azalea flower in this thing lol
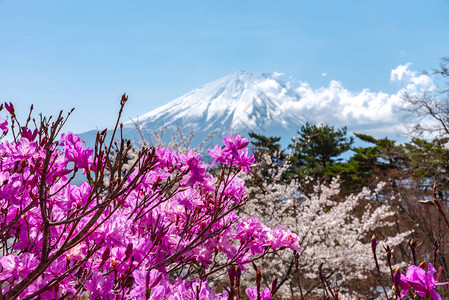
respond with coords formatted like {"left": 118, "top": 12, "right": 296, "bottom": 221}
{"left": 180, "top": 149, "right": 209, "bottom": 186}
{"left": 0, "top": 253, "right": 39, "bottom": 281}
{"left": 85, "top": 272, "right": 115, "bottom": 300}
{"left": 0, "top": 118, "right": 8, "bottom": 133}
{"left": 396, "top": 263, "right": 449, "bottom": 299}
{"left": 129, "top": 268, "right": 167, "bottom": 299}
{"left": 235, "top": 149, "right": 255, "bottom": 174}
{"left": 21, "top": 127, "right": 37, "bottom": 141}
{"left": 13, "top": 138, "right": 37, "bottom": 160}
{"left": 208, "top": 144, "right": 229, "bottom": 166}
{"left": 222, "top": 134, "right": 249, "bottom": 154}
{"left": 60, "top": 132, "right": 93, "bottom": 170}
{"left": 394, "top": 268, "right": 412, "bottom": 298}
{"left": 264, "top": 226, "right": 301, "bottom": 252}
{"left": 246, "top": 286, "right": 272, "bottom": 300}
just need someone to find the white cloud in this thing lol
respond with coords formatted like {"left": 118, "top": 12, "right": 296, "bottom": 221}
{"left": 390, "top": 63, "right": 435, "bottom": 91}
{"left": 279, "top": 64, "right": 435, "bottom": 139}
{"left": 391, "top": 63, "right": 413, "bottom": 81}
{"left": 272, "top": 72, "right": 285, "bottom": 78}
{"left": 321, "top": 72, "right": 327, "bottom": 77}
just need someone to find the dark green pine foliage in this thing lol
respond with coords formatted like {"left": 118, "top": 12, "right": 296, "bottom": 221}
{"left": 289, "top": 122, "right": 354, "bottom": 179}
{"left": 248, "top": 132, "right": 284, "bottom": 158}
{"left": 332, "top": 133, "right": 406, "bottom": 192}
{"left": 248, "top": 132, "right": 286, "bottom": 193}
{"left": 404, "top": 137, "right": 449, "bottom": 193}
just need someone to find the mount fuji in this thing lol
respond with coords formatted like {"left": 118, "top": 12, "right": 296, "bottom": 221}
{"left": 80, "top": 71, "right": 306, "bottom": 149}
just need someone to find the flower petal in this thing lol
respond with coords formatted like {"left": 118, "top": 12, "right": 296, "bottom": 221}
{"left": 429, "top": 288, "right": 442, "bottom": 300}
{"left": 407, "top": 280, "right": 427, "bottom": 293}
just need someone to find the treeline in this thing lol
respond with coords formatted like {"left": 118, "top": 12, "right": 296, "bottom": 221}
{"left": 241, "top": 58, "right": 449, "bottom": 298}
{"left": 249, "top": 125, "right": 449, "bottom": 195}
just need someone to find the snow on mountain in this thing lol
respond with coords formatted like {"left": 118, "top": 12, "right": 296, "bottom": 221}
{"left": 123, "top": 71, "right": 304, "bottom": 147}
{"left": 79, "top": 71, "right": 305, "bottom": 149}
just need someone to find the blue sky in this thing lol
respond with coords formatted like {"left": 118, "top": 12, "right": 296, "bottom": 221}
{"left": 1, "top": 0, "right": 448, "bottom": 134}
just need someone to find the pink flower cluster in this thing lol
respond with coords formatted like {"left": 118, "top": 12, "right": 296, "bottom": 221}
{"left": 246, "top": 286, "right": 272, "bottom": 300}
{"left": 0, "top": 103, "right": 300, "bottom": 299}
{"left": 209, "top": 134, "right": 255, "bottom": 174}
{"left": 394, "top": 262, "right": 449, "bottom": 299}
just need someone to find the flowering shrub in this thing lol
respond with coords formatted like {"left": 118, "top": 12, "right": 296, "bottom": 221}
{"left": 0, "top": 97, "right": 300, "bottom": 299}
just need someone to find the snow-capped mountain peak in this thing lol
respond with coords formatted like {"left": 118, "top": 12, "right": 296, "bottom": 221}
{"left": 123, "top": 71, "right": 304, "bottom": 143}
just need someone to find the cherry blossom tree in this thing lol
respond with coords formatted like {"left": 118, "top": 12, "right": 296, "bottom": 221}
{"left": 240, "top": 151, "right": 411, "bottom": 299}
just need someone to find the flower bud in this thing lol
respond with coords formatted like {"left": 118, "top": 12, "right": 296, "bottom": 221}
{"left": 99, "top": 247, "right": 110, "bottom": 268}
{"left": 371, "top": 234, "right": 377, "bottom": 253}
{"left": 256, "top": 268, "right": 261, "bottom": 288}
{"left": 393, "top": 267, "right": 401, "bottom": 286}
{"left": 228, "top": 266, "right": 236, "bottom": 287}
{"left": 418, "top": 261, "right": 426, "bottom": 269}
{"left": 125, "top": 242, "right": 133, "bottom": 259}
{"left": 271, "top": 277, "right": 278, "bottom": 293}
{"left": 121, "top": 94, "right": 128, "bottom": 106}
{"left": 4, "top": 102, "right": 14, "bottom": 117}
{"left": 146, "top": 269, "right": 150, "bottom": 288}
{"left": 150, "top": 273, "right": 162, "bottom": 288}
{"left": 235, "top": 265, "right": 242, "bottom": 286}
